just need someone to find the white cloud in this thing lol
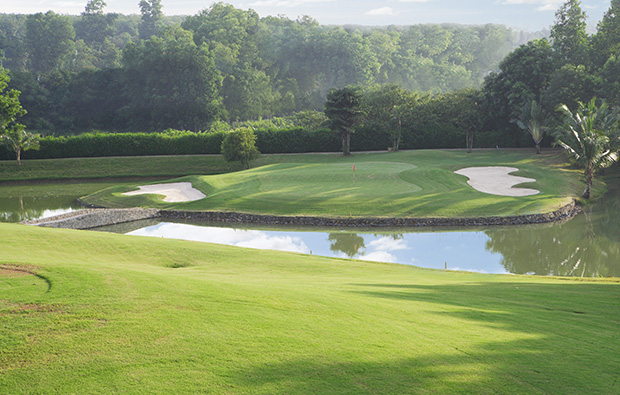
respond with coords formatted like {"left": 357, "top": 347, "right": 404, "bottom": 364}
{"left": 365, "top": 7, "right": 396, "bottom": 16}
{"left": 131, "top": 224, "right": 310, "bottom": 254}
{"left": 449, "top": 267, "right": 510, "bottom": 274}
{"left": 236, "top": 234, "right": 310, "bottom": 254}
{"left": 249, "top": 0, "right": 334, "bottom": 7}
{"left": 368, "top": 237, "right": 409, "bottom": 252}
{"left": 54, "top": 1, "right": 83, "bottom": 7}
{"left": 500, "top": 0, "right": 564, "bottom": 12}
{"left": 359, "top": 251, "right": 398, "bottom": 263}
{"left": 449, "top": 267, "right": 489, "bottom": 274}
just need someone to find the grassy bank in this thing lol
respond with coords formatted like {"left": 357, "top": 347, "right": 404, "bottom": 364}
{"left": 83, "top": 149, "right": 583, "bottom": 218}
{"left": 1, "top": 222, "right": 618, "bottom": 393}
{"left": 0, "top": 155, "right": 244, "bottom": 182}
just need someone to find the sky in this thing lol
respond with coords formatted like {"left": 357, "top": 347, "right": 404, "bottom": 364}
{"left": 0, "top": 0, "right": 612, "bottom": 32}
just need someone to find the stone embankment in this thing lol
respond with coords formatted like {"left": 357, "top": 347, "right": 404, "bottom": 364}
{"left": 23, "top": 200, "right": 580, "bottom": 230}
{"left": 161, "top": 200, "right": 581, "bottom": 228}
{"left": 23, "top": 208, "right": 160, "bottom": 230}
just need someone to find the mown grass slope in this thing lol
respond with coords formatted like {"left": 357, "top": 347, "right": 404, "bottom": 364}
{"left": 0, "top": 155, "right": 242, "bottom": 182}
{"left": 1, "top": 222, "right": 619, "bottom": 394}
{"left": 83, "top": 149, "right": 581, "bottom": 217}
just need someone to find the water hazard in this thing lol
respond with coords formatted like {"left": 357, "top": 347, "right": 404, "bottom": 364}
{"left": 3, "top": 180, "right": 619, "bottom": 277}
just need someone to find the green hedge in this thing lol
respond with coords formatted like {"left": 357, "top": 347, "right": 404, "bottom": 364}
{"left": 0, "top": 125, "right": 525, "bottom": 162}
{"left": 0, "top": 128, "right": 342, "bottom": 161}
{"left": 255, "top": 128, "right": 340, "bottom": 153}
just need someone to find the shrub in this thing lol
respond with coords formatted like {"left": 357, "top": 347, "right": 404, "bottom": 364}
{"left": 221, "top": 128, "right": 260, "bottom": 169}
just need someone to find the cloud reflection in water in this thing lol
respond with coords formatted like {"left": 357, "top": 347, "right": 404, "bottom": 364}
{"left": 128, "top": 223, "right": 310, "bottom": 254}
{"left": 126, "top": 222, "right": 508, "bottom": 274}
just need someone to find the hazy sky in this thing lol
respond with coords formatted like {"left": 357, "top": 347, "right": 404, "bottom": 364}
{"left": 0, "top": 0, "right": 612, "bottom": 31}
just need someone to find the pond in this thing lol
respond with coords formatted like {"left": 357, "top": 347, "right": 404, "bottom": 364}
{"left": 0, "top": 180, "right": 158, "bottom": 223}
{"left": 2, "top": 180, "right": 619, "bottom": 277}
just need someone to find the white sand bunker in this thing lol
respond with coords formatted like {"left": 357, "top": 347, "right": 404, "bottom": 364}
{"left": 122, "top": 182, "right": 206, "bottom": 202}
{"left": 454, "top": 167, "right": 539, "bottom": 197}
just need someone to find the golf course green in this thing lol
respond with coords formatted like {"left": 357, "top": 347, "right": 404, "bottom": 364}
{"left": 82, "top": 149, "right": 579, "bottom": 217}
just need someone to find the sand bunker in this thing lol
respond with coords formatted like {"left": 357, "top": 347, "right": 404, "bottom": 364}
{"left": 122, "top": 182, "right": 206, "bottom": 202}
{"left": 454, "top": 167, "right": 539, "bottom": 197}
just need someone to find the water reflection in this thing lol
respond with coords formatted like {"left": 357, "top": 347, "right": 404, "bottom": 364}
{"left": 485, "top": 193, "right": 620, "bottom": 277}
{"left": 112, "top": 222, "right": 508, "bottom": 274}
{"left": 0, "top": 180, "right": 153, "bottom": 223}
{"left": 127, "top": 222, "right": 311, "bottom": 254}
{"left": 2, "top": 180, "right": 619, "bottom": 277}
{"left": 328, "top": 233, "right": 365, "bottom": 258}
{"left": 0, "top": 195, "right": 80, "bottom": 222}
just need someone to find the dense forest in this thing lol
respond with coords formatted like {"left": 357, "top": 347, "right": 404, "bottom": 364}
{"left": 1, "top": 0, "right": 620, "bottom": 158}
{"left": 0, "top": 1, "right": 538, "bottom": 134}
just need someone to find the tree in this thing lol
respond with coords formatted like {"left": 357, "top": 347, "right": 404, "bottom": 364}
{"left": 0, "top": 68, "right": 26, "bottom": 131}
{"left": 591, "top": 0, "right": 620, "bottom": 68}
{"left": 221, "top": 127, "right": 260, "bottom": 169}
{"left": 451, "top": 89, "right": 482, "bottom": 153}
{"left": 513, "top": 99, "right": 548, "bottom": 154}
{"left": 482, "top": 39, "right": 558, "bottom": 146}
{"left": 75, "top": 0, "right": 117, "bottom": 46}
{"left": 138, "top": 0, "right": 163, "bottom": 39}
{"left": 324, "top": 86, "right": 363, "bottom": 155}
{"left": 390, "top": 105, "right": 405, "bottom": 152}
{"left": 85, "top": 0, "right": 106, "bottom": 14}
{"left": 0, "top": 124, "right": 40, "bottom": 165}
{"left": 122, "top": 26, "right": 223, "bottom": 131}
{"left": 598, "top": 55, "right": 620, "bottom": 107}
{"left": 543, "top": 64, "right": 599, "bottom": 113}
{"left": 0, "top": 68, "right": 38, "bottom": 165}
{"left": 0, "top": 14, "right": 28, "bottom": 72}
{"left": 25, "top": 11, "right": 75, "bottom": 75}
{"left": 182, "top": 3, "right": 276, "bottom": 121}
{"left": 555, "top": 98, "right": 620, "bottom": 199}
{"left": 550, "top": 0, "right": 589, "bottom": 66}
{"left": 362, "top": 84, "right": 416, "bottom": 152}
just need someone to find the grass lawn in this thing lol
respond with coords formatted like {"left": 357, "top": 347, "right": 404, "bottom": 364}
{"left": 82, "top": 149, "right": 583, "bottom": 218}
{"left": 1, "top": 222, "right": 618, "bottom": 394}
{"left": 0, "top": 155, "right": 244, "bottom": 182}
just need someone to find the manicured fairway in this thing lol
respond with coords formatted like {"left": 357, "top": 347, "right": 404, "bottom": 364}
{"left": 1, "top": 222, "right": 618, "bottom": 394}
{"left": 83, "top": 149, "right": 581, "bottom": 217}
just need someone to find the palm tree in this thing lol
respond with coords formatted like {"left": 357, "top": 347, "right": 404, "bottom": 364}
{"left": 0, "top": 124, "right": 40, "bottom": 166}
{"left": 514, "top": 99, "right": 547, "bottom": 154}
{"left": 555, "top": 98, "right": 620, "bottom": 199}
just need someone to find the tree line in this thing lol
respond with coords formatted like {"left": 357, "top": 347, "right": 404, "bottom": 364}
{"left": 2, "top": 0, "right": 620, "bottom": 199}
{"left": 0, "top": 1, "right": 531, "bottom": 133}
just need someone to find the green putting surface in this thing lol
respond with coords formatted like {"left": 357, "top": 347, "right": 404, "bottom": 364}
{"left": 82, "top": 150, "right": 578, "bottom": 218}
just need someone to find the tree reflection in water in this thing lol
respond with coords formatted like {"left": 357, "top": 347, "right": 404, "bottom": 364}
{"left": 328, "top": 233, "right": 366, "bottom": 258}
{"left": 485, "top": 187, "right": 620, "bottom": 277}
{"left": 0, "top": 195, "right": 79, "bottom": 223}
{"left": 328, "top": 233, "right": 404, "bottom": 259}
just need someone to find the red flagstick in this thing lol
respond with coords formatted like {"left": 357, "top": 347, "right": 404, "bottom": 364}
{"left": 353, "top": 164, "right": 356, "bottom": 172}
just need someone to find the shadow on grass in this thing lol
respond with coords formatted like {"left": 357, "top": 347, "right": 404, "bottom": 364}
{"left": 233, "top": 281, "right": 620, "bottom": 394}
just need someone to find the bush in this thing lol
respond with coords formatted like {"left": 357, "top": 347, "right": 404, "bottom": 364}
{"left": 221, "top": 128, "right": 260, "bottom": 169}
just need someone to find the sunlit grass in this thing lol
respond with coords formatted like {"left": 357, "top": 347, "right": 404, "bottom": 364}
{"left": 1, "top": 222, "right": 618, "bottom": 393}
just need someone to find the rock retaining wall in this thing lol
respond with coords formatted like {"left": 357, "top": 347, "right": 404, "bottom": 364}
{"left": 24, "top": 200, "right": 580, "bottom": 230}
{"left": 160, "top": 200, "right": 581, "bottom": 228}
{"left": 23, "top": 208, "right": 160, "bottom": 230}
